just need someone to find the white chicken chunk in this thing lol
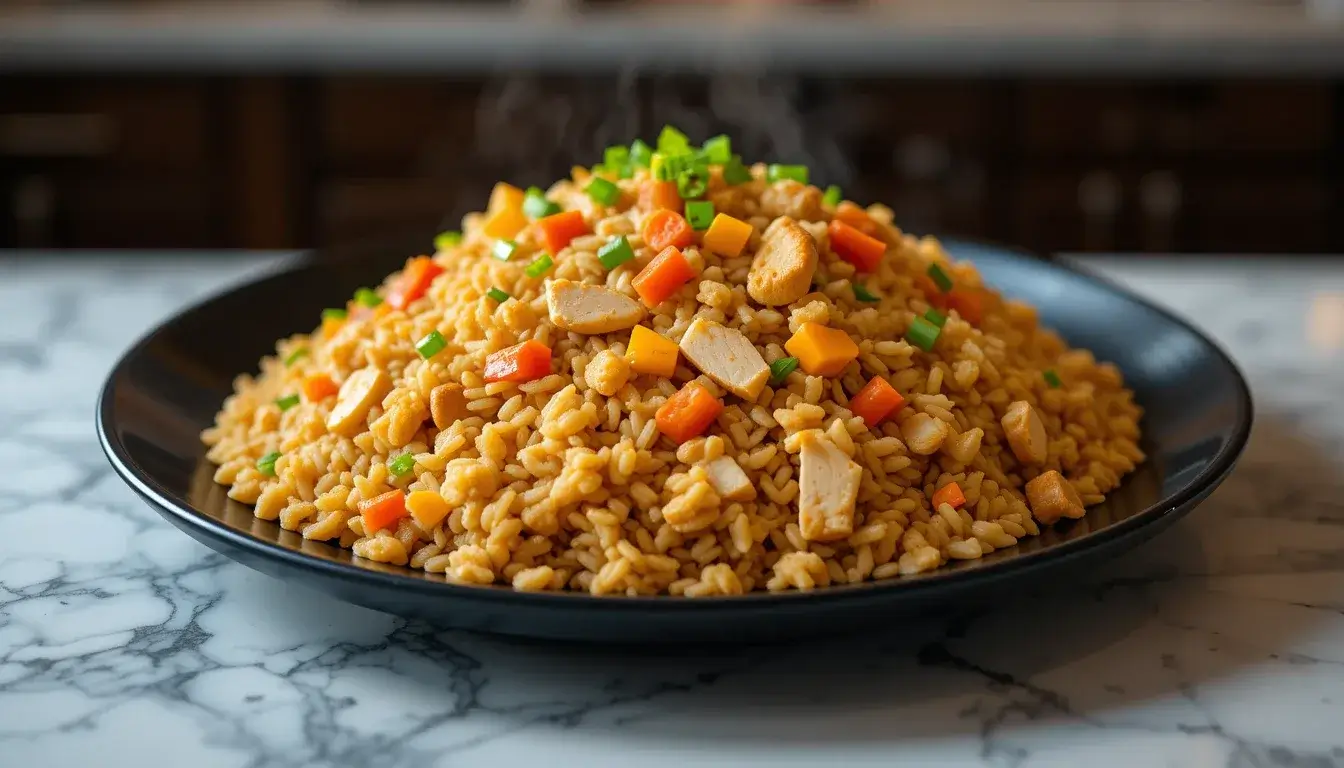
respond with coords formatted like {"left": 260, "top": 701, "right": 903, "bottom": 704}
{"left": 747, "top": 216, "right": 818, "bottom": 307}
{"left": 1002, "top": 400, "right": 1048, "bottom": 464}
{"left": 677, "top": 317, "right": 770, "bottom": 400}
{"left": 704, "top": 456, "right": 756, "bottom": 502}
{"left": 326, "top": 367, "right": 391, "bottom": 436}
{"left": 545, "top": 279, "right": 645, "bottom": 335}
{"left": 797, "top": 431, "right": 862, "bottom": 542}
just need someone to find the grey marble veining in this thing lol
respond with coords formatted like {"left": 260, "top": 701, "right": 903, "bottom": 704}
{"left": 2, "top": 252, "right": 1343, "bottom": 768}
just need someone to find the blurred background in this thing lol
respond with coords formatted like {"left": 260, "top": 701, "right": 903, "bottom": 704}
{"left": 3, "top": 0, "right": 1344, "bottom": 255}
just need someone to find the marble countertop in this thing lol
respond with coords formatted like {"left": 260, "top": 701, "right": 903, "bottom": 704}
{"left": 2, "top": 252, "right": 1343, "bottom": 768}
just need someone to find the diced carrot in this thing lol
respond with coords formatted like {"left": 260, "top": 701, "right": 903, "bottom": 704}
{"left": 483, "top": 340, "right": 552, "bottom": 383}
{"left": 932, "top": 482, "right": 966, "bottom": 511}
{"left": 537, "top": 209, "right": 588, "bottom": 254}
{"left": 827, "top": 219, "right": 886, "bottom": 273}
{"left": 655, "top": 381, "right": 724, "bottom": 444}
{"left": 946, "top": 288, "right": 984, "bottom": 325}
{"left": 642, "top": 210, "right": 694, "bottom": 252}
{"left": 639, "top": 180, "right": 681, "bottom": 212}
{"left": 632, "top": 246, "right": 695, "bottom": 307}
{"left": 387, "top": 256, "right": 445, "bottom": 310}
{"left": 360, "top": 490, "right": 409, "bottom": 534}
{"left": 849, "top": 375, "right": 906, "bottom": 427}
{"left": 833, "top": 202, "right": 885, "bottom": 239}
{"left": 302, "top": 374, "right": 339, "bottom": 401}
{"left": 320, "top": 315, "right": 345, "bottom": 339}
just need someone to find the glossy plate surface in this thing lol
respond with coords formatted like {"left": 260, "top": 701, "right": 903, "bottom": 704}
{"left": 97, "top": 239, "right": 1252, "bottom": 642}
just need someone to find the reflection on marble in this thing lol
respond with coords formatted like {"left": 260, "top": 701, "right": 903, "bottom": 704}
{"left": 2, "top": 253, "right": 1343, "bottom": 768}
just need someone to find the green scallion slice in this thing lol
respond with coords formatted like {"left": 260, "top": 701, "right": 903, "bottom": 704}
{"left": 650, "top": 153, "right": 673, "bottom": 182}
{"left": 702, "top": 134, "right": 732, "bottom": 164}
{"left": 685, "top": 200, "right": 715, "bottom": 230}
{"left": 676, "top": 171, "right": 708, "bottom": 200}
{"left": 630, "top": 139, "right": 653, "bottom": 168}
{"left": 1044, "top": 369, "right": 1063, "bottom": 388}
{"left": 434, "top": 230, "right": 462, "bottom": 250}
{"left": 486, "top": 287, "right": 511, "bottom": 303}
{"left": 275, "top": 394, "right": 300, "bottom": 411}
{"left": 905, "top": 317, "right": 941, "bottom": 352}
{"left": 525, "top": 254, "right": 554, "bottom": 278}
{"left": 256, "top": 451, "right": 281, "bottom": 477}
{"left": 416, "top": 330, "right": 447, "bottom": 359}
{"left": 823, "top": 185, "right": 842, "bottom": 207}
{"left": 388, "top": 453, "right": 416, "bottom": 477}
{"left": 768, "top": 357, "right": 800, "bottom": 386}
{"left": 492, "top": 240, "right": 518, "bottom": 262}
{"left": 926, "top": 263, "right": 954, "bottom": 292}
{"left": 586, "top": 177, "right": 620, "bottom": 206}
{"left": 604, "top": 145, "right": 630, "bottom": 170}
{"left": 617, "top": 163, "right": 634, "bottom": 179}
{"left": 766, "top": 164, "right": 809, "bottom": 184}
{"left": 597, "top": 236, "right": 636, "bottom": 270}
{"left": 924, "top": 308, "right": 947, "bottom": 327}
{"left": 523, "top": 188, "right": 560, "bottom": 219}
{"left": 283, "top": 348, "right": 309, "bottom": 366}
{"left": 722, "top": 156, "right": 752, "bottom": 185}
{"left": 657, "top": 125, "right": 691, "bottom": 154}
{"left": 353, "top": 287, "right": 382, "bottom": 308}
{"left": 853, "top": 283, "right": 880, "bottom": 302}
{"left": 321, "top": 308, "right": 347, "bottom": 322}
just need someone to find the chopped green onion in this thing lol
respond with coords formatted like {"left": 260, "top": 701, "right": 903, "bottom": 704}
{"left": 322, "top": 308, "right": 347, "bottom": 322}
{"left": 823, "top": 185, "right": 842, "bottom": 207}
{"left": 586, "top": 177, "right": 620, "bottom": 206}
{"left": 685, "top": 200, "right": 715, "bottom": 230}
{"left": 617, "top": 163, "right": 634, "bottom": 179}
{"left": 676, "top": 171, "right": 708, "bottom": 199}
{"left": 650, "top": 153, "right": 673, "bottom": 182}
{"left": 283, "top": 348, "right": 309, "bottom": 366}
{"left": 434, "top": 230, "right": 462, "bottom": 250}
{"left": 486, "top": 287, "right": 511, "bottom": 303}
{"left": 604, "top": 145, "right": 630, "bottom": 170}
{"left": 905, "top": 317, "right": 941, "bottom": 352}
{"left": 388, "top": 453, "right": 416, "bottom": 477}
{"left": 416, "top": 330, "right": 447, "bottom": 359}
{"left": 525, "top": 254, "right": 554, "bottom": 278}
{"left": 630, "top": 139, "right": 653, "bottom": 168}
{"left": 702, "top": 134, "right": 732, "bottom": 164}
{"left": 275, "top": 394, "right": 300, "bottom": 411}
{"left": 256, "top": 451, "right": 281, "bottom": 477}
{"left": 523, "top": 188, "right": 560, "bottom": 219}
{"left": 853, "top": 283, "right": 880, "bottom": 302}
{"left": 924, "top": 308, "right": 947, "bottom": 327}
{"left": 767, "top": 164, "right": 809, "bottom": 184}
{"left": 597, "top": 236, "right": 636, "bottom": 270}
{"left": 1044, "top": 369, "right": 1063, "bottom": 388}
{"left": 926, "top": 263, "right": 954, "bottom": 292}
{"left": 722, "top": 156, "right": 753, "bottom": 185}
{"left": 353, "top": 287, "right": 382, "bottom": 308}
{"left": 492, "top": 240, "right": 518, "bottom": 262}
{"left": 657, "top": 125, "right": 690, "bottom": 154}
{"left": 768, "top": 357, "right": 800, "bottom": 386}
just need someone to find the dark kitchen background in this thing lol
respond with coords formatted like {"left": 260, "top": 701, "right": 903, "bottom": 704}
{"left": 4, "top": 0, "right": 1344, "bottom": 255}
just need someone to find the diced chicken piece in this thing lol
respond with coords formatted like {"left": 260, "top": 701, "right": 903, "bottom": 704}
{"left": 747, "top": 216, "right": 818, "bottom": 307}
{"left": 585, "top": 349, "right": 631, "bottom": 397}
{"left": 798, "top": 431, "right": 862, "bottom": 541}
{"left": 677, "top": 317, "right": 770, "bottom": 400}
{"left": 1002, "top": 400, "right": 1048, "bottom": 464}
{"left": 704, "top": 455, "right": 756, "bottom": 502}
{"left": 545, "top": 279, "right": 645, "bottom": 335}
{"left": 759, "top": 179, "right": 824, "bottom": 222}
{"left": 1026, "top": 470, "right": 1086, "bottom": 525}
{"left": 326, "top": 367, "right": 391, "bottom": 436}
{"left": 901, "top": 412, "right": 949, "bottom": 455}
{"left": 942, "top": 427, "right": 984, "bottom": 464}
{"left": 429, "top": 383, "right": 468, "bottom": 429}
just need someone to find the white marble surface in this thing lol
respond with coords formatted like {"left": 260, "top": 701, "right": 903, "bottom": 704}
{"left": 2, "top": 252, "right": 1343, "bottom": 768}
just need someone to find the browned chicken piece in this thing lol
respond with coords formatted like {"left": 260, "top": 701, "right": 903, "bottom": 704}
{"left": 704, "top": 455, "right": 756, "bottom": 502}
{"left": 901, "top": 412, "right": 949, "bottom": 455}
{"left": 326, "top": 367, "right": 391, "bottom": 436}
{"left": 678, "top": 317, "right": 770, "bottom": 400}
{"left": 798, "top": 431, "right": 862, "bottom": 541}
{"left": 1001, "top": 400, "right": 1048, "bottom": 464}
{"left": 759, "top": 179, "right": 824, "bottom": 222}
{"left": 429, "top": 383, "right": 468, "bottom": 429}
{"left": 545, "top": 279, "right": 645, "bottom": 335}
{"left": 747, "top": 217, "right": 819, "bottom": 307}
{"left": 1025, "top": 470, "right": 1086, "bottom": 525}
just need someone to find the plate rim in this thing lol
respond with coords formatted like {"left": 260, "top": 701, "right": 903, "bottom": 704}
{"left": 96, "top": 241, "right": 1254, "bottom": 610}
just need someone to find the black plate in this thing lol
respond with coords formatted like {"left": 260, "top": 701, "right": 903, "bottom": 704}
{"left": 97, "top": 238, "right": 1252, "bottom": 643}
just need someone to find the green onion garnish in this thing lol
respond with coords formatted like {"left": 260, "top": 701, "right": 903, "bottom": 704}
{"left": 768, "top": 357, "right": 800, "bottom": 386}
{"left": 322, "top": 308, "right": 347, "bottom": 322}
{"left": 853, "top": 284, "right": 880, "bottom": 302}
{"left": 926, "top": 263, "right": 953, "bottom": 292}
{"left": 1044, "top": 370, "right": 1063, "bottom": 388}
{"left": 416, "top": 330, "right": 447, "bottom": 360}
{"left": 924, "top": 308, "right": 947, "bottom": 327}
{"left": 657, "top": 125, "right": 690, "bottom": 154}
{"left": 823, "top": 185, "right": 842, "bottom": 207}
{"left": 525, "top": 254, "right": 554, "bottom": 278}
{"left": 586, "top": 177, "right": 620, "bottom": 206}
{"left": 492, "top": 240, "right": 518, "bottom": 262}
{"left": 523, "top": 188, "right": 560, "bottom": 219}
{"left": 256, "top": 451, "right": 281, "bottom": 477}
{"left": 722, "top": 156, "right": 752, "bottom": 185}
{"left": 617, "top": 163, "right": 634, "bottom": 179}
{"left": 630, "top": 139, "right": 653, "bottom": 168}
{"left": 486, "top": 287, "right": 511, "bottom": 303}
{"left": 685, "top": 200, "right": 715, "bottom": 230}
{"left": 283, "top": 348, "right": 309, "bottom": 366}
{"left": 702, "top": 135, "right": 732, "bottom": 164}
{"left": 275, "top": 394, "right": 300, "bottom": 411}
{"left": 353, "top": 288, "right": 382, "bottom": 308}
{"left": 388, "top": 453, "right": 416, "bottom": 477}
{"left": 676, "top": 171, "right": 708, "bottom": 200}
{"left": 434, "top": 230, "right": 462, "bottom": 250}
{"left": 597, "top": 236, "right": 636, "bottom": 270}
{"left": 650, "top": 153, "right": 673, "bottom": 182}
{"left": 767, "top": 164, "right": 809, "bottom": 184}
{"left": 905, "top": 317, "right": 941, "bottom": 352}
{"left": 604, "top": 145, "right": 630, "bottom": 170}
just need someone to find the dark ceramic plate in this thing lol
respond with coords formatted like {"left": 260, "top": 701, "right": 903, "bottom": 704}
{"left": 98, "top": 237, "right": 1252, "bottom": 643}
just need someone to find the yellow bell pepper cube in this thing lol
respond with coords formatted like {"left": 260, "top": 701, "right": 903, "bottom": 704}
{"left": 626, "top": 325, "right": 680, "bottom": 377}
{"left": 320, "top": 315, "right": 345, "bottom": 339}
{"left": 784, "top": 322, "right": 859, "bottom": 376}
{"left": 488, "top": 182, "right": 525, "bottom": 213}
{"left": 406, "top": 490, "right": 450, "bottom": 530}
{"left": 702, "top": 213, "right": 753, "bottom": 258}
{"left": 483, "top": 206, "right": 528, "bottom": 240}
